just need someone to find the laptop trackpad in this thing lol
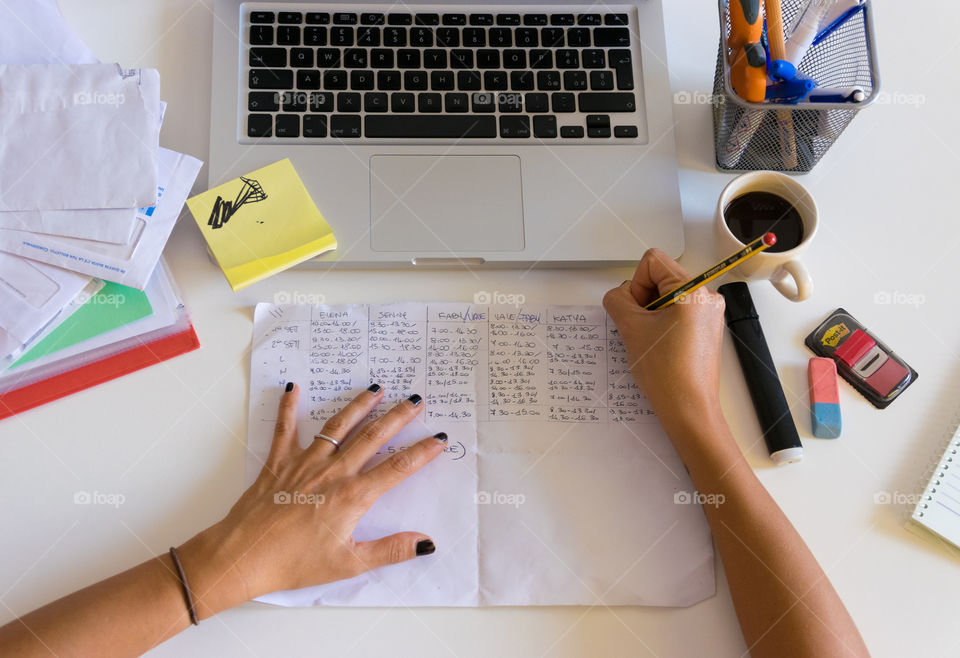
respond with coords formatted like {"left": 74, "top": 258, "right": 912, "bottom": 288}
{"left": 370, "top": 155, "right": 525, "bottom": 252}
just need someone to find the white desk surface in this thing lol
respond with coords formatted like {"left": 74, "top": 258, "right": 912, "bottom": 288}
{"left": 2, "top": 1, "right": 958, "bottom": 656}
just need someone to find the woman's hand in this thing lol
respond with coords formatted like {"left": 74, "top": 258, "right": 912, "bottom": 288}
{"left": 603, "top": 249, "right": 727, "bottom": 440}
{"left": 177, "top": 384, "right": 446, "bottom": 618}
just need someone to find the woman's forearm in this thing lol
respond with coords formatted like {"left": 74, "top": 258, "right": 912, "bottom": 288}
{"left": 666, "top": 408, "right": 870, "bottom": 658}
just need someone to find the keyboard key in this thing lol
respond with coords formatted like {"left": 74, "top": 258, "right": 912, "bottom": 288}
{"left": 250, "top": 25, "right": 273, "bottom": 45}
{"left": 541, "top": 28, "right": 565, "bottom": 47}
{"left": 450, "top": 49, "right": 474, "bottom": 68}
{"left": 361, "top": 13, "right": 385, "bottom": 25}
{"left": 306, "top": 12, "right": 330, "bottom": 24}
{"left": 384, "top": 27, "right": 406, "bottom": 46}
{"left": 331, "top": 26, "right": 353, "bottom": 46}
{"left": 582, "top": 49, "right": 605, "bottom": 68}
{"left": 303, "top": 114, "right": 328, "bottom": 137}
{"left": 276, "top": 114, "right": 299, "bottom": 137}
{"left": 556, "top": 49, "right": 579, "bottom": 69}
{"left": 365, "top": 115, "right": 496, "bottom": 138}
{"left": 587, "top": 115, "right": 610, "bottom": 127}
{"left": 588, "top": 125, "right": 611, "bottom": 138}
{"left": 578, "top": 92, "right": 637, "bottom": 112}
{"left": 516, "top": 28, "right": 538, "bottom": 47}
{"left": 468, "top": 14, "right": 492, "bottom": 25}
{"left": 323, "top": 70, "right": 347, "bottom": 89}
{"left": 248, "top": 91, "right": 279, "bottom": 111}
{"left": 533, "top": 115, "right": 558, "bottom": 138}
{"left": 290, "top": 48, "right": 313, "bottom": 67}
{"left": 530, "top": 50, "right": 552, "bottom": 69}
{"left": 281, "top": 90, "right": 307, "bottom": 112}
{"left": 248, "top": 114, "right": 272, "bottom": 137}
{"left": 364, "top": 92, "right": 389, "bottom": 112}
{"left": 437, "top": 28, "right": 460, "bottom": 47}
{"left": 250, "top": 47, "right": 285, "bottom": 67}
{"left": 489, "top": 28, "right": 512, "bottom": 47}
{"left": 303, "top": 26, "right": 327, "bottom": 45}
{"left": 250, "top": 11, "right": 274, "bottom": 24}
{"left": 424, "top": 50, "right": 447, "bottom": 68}
{"left": 387, "top": 14, "right": 412, "bottom": 26}
{"left": 594, "top": 28, "right": 630, "bottom": 47}
{"left": 471, "top": 92, "right": 495, "bottom": 112}
{"left": 609, "top": 50, "right": 635, "bottom": 90}
{"left": 500, "top": 116, "right": 530, "bottom": 138}
{"left": 378, "top": 70, "right": 402, "bottom": 89}
{"left": 277, "top": 26, "right": 300, "bottom": 45}
{"left": 309, "top": 91, "right": 334, "bottom": 111}
{"left": 445, "top": 92, "right": 469, "bottom": 112}
{"left": 615, "top": 125, "right": 639, "bottom": 138}
{"left": 317, "top": 48, "right": 341, "bottom": 67}
{"left": 551, "top": 92, "right": 576, "bottom": 112}
{"left": 497, "top": 14, "right": 521, "bottom": 26}
{"left": 591, "top": 70, "right": 614, "bottom": 90}
{"left": 525, "top": 92, "right": 549, "bottom": 112}
{"left": 567, "top": 28, "right": 590, "bottom": 47}
{"left": 477, "top": 50, "right": 500, "bottom": 68}
{"left": 563, "top": 70, "right": 587, "bottom": 90}
{"left": 458, "top": 71, "right": 482, "bottom": 90}
{"left": 404, "top": 70, "right": 428, "bottom": 90}
{"left": 371, "top": 49, "right": 394, "bottom": 68}
{"left": 551, "top": 14, "right": 575, "bottom": 26}
{"left": 391, "top": 93, "right": 416, "bottom": 112}
{"left": 411, "top": 27, "right": 433, "bottom": 47}
{"left": 419, "top": 93, "right": 443, "bottom": 112}
{"left": 431, "top": 71, "right": 455, "bottom": 90}
{"left": 249, "top": 68, "right": 293, "bottom": 89}
{"left": 357, "top": 27, "right": 381, "bottom": 46}
{"left": 330, "top": 115, "right": 361, "bottom": 137}
{"left": 510, "top": 71, "right": 535, "bottom": 90}
{"left": 278, "top": 12, "right": 302, "bottom": 24}
{"left": 337, "top": 92, "right": 361, "bottom": 112}
{"left": 463, "top": 28, "right": 485, "bottom": 47}
{"left": 560, "top": 125, "right": 584, "bottom": 138}
{"left": 503, "top": 50, "right": 526, "bottom": 69}
{"left": 537, "top": 71, "right": 561, "bottom": 90}
{"left": 415, "top": 14, "right": 440, "bottom": 26}
{"left": 606, "top": 13, "right": 630, "bottom": 25}
{"left": 344, "top": 49, "right": 367, "bottom": 68}
{"left": 445, "top": 14, "right": 469, "bottom": 25}
{"left": 297, "top": 70, "right": 321, "bottom": 89}
{"left": 499, "top": 93, "right": 523, "bottom": 113}
{"left": 524, "top": 14, "right": 548, "bottom": 26}
{"left": 350, "top": 70, "right": 375, "bottom": 89}
{"left": 577, "top": 14, "right": 602, "bottom": 25}
{"left": 397, "top": 49, "right": 421, "bottom": 68}
{"left": 484, "top": 71, "right": 508, "bottom": 90}
{"left": 333, "top": 13, "right": 357, "bottom": 25}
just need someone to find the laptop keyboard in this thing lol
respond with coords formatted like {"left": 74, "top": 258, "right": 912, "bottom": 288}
{"left": 240, "top": 3, "right": 647, "bottom": 143}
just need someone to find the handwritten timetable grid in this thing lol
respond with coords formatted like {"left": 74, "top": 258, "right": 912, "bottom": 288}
{"left": 256, "top": 303, "right": 656, "bottom": 426}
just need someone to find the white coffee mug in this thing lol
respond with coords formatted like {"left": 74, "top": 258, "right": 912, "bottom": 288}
{"left": 715, "top": 171, "right": 818, "bottom": 302}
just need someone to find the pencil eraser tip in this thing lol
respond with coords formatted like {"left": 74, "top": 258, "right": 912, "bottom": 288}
{"left": 763, "top": 232, "right": 777, "bottom": 247}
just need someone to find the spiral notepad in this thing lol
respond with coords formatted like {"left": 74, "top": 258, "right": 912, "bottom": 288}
{"left": 910, "top": 424, "right": 960, "bottom": 551}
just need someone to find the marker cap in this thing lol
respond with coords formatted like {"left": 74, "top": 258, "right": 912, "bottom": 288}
{"left": 771, "top": 447, "right": 804, "bottom": 465}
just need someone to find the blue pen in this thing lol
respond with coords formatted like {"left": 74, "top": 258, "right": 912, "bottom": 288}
{"left": 767, "top": 59, "right": 796, "bottom": 82}
{"left": 811, "top": 4, "right": 865, "bottom": 47}
{"left": 766, "top": 77, "right": 815, "bottom": 104}
{"left": 807, "top": 87, "right": 866, "bottom": 103}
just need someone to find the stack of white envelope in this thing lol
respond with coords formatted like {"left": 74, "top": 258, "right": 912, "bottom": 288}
{"left": 0, "top": 0, "right": 202, "bottom": 363}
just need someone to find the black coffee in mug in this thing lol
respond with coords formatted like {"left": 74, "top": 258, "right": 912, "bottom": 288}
{"left": 723, "top": 191, "right": 804, "bottom": 254}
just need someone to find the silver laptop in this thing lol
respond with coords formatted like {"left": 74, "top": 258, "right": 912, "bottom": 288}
{"left": 209, "top": 1, "right": 683, "bottom": 267}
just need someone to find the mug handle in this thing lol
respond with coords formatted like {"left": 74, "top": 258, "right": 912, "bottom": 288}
{"left": 771, "top": 260, "right": 813, "bottom": 302}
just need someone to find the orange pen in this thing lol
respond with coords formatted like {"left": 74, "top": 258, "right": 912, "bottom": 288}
{"left": 727, "top": 0, "right": 762, "bottom": 58}
{"left": 730, "top": 42, "right": 767, "bottom": 103}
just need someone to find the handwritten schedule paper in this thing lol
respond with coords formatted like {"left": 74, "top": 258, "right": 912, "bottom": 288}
{"left": 248, "top": 303, "right": 715, "bottom": 607}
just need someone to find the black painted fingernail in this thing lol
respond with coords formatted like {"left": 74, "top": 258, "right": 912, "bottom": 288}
{"left": 416, "top": 539, "right": 436, "bottom": 556}
{"left": 367, "top": 383, "right": 382, "bottom": 393}
{"left": 408, "top": 394, "right": 423, "bottom": 406}
{"left": 434, "top": 432, "right": 448, "bottom": 442}
{"left": 285, "top": 382, "right": 294, "bottom": 393}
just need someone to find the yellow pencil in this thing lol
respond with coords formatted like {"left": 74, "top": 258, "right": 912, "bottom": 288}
{"left": 645, "top": 233, "right": 777, "bottom": 310}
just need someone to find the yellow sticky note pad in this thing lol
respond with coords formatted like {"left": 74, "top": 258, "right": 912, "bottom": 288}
{"left": 186, "top": 159, "right": 336, "bottom": 291}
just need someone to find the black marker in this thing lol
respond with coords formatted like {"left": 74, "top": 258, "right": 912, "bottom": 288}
{"left": 718, "top": 282, "right": 803, "bottom": 465}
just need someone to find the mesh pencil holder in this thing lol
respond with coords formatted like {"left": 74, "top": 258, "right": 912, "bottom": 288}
{"left": 712, "top": 0, "right": 880, "bottom": 173}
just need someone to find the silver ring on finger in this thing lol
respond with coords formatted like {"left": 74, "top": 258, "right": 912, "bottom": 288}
{"left": 313, "top": 433, "right": 341, "bottom": 450}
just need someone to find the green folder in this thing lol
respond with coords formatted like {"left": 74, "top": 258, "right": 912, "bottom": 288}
{"left": 11, "top": 282, "right": 153, "bottom": 368}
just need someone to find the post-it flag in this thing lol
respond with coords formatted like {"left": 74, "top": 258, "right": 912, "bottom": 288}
{"left": 186, "top": 159, "right": 336, "bottom": 291}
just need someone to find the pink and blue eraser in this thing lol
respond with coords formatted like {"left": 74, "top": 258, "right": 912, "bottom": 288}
{"left": 809, "top": 357, "right": 842, "bottom": 439}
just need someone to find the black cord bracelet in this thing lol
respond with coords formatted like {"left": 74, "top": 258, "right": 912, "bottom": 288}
{"left": 169, "top": 546, "right": 199, "bottom": 626}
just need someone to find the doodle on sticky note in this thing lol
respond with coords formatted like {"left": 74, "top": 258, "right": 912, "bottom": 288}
{"left": 207, "top": 176, "right": 268, "bottom": 229}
